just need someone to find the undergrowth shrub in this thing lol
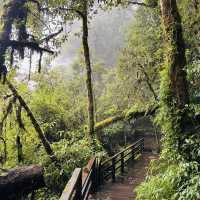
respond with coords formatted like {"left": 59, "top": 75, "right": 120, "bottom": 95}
{"left": 136, "top": 163, "right": 181, "bottom": 200}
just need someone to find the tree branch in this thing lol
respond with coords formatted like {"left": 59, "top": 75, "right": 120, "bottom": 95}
{"left": 40, "top": 28, "right": 63, "bottom": 43}
{"left": 27, "top": 9, "right": 52, "bottom": 32}
{"left": 94, "top": 105, "right": 158, "bottom": 131}
{"left": 5, "top": 40, "right": 54, "bottom": 54}
{"left": 4, "top": 79, "right": 60, "bottom": 167}
{"left": 57, "top": 7, "right": 85, "bottom": 19}
{"left": 127, "top": 0, "right": 157, "bottom": 8}
{"left": 138, "top": 64, "right": 158, "bottom": 101}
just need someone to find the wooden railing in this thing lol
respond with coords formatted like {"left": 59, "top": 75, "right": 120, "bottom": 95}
{"left": 99, "top": 138, "right": 144, "bottom": 183}
{"left": 60, "top": 138, "right": 144, "bottom": 200}
{"left": 60, "top": 168, "right": 82, "bottom": 200}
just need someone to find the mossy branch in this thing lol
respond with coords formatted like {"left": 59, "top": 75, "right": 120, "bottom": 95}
{"left": 94, "top": 106, "right": 158, "bottom": 131}
{"left": 4, "top": 79, "right": 61, "bottom": 168}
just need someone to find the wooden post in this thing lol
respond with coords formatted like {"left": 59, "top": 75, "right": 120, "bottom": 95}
{"left": 96, "top": 159, "right": 102, "bottom": 187}
{"left": 96, "top": 159, "right": 99, "bottom": 190}
{"left": 141, "top": 138, "right": 145, "bottom": 152}
{"left": 112, "top": 158, "right": 116, "bottom": 182}
{"left": 132, "top": 147, "right": 135, "bottom": 161}
{"left": 98, "top": 161, "right": 104, "bottom": 185}
{"left": 74, "top": 169, "right": 82, "bottom": 200}
{"left": 91, "top": 159, "right": 96, "bottom": 193}
{"left": 121, "top": 152, "right": 124, "bottom": 174}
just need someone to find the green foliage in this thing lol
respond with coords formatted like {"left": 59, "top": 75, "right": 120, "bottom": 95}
{"left": 100, "top": 122, "right": 128, "bottom": 154}
{"left": 136, "top": 157, "right": 200, "bottom": 200}
{"left": 0, "top": 1, "right": 200, "bottom": 200}
{"left": 0, "top": 65, "right": 101, "bottom": 198}
{"left": 43, "top": 137, "right": 94, "bottom": 192}
{"left": 135, "top": 1, "right": 200, "bottom": 200}
{"left": 144, "top": 0, "right": 158, "bottom": 6}
{"left": 114, "top": 6, "right": 162, "bottom": 107}
{"left": 136, "top": 164, "right": 180, "bottom": 200}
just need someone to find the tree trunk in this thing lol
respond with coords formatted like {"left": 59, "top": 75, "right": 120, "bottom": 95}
{"left": 82, "top": 1, "right": 95, "bottom": 139}
{"left": 0, "top": 165, "right": 44, "bottom": 200}
{"left": 5, "top": 80, "right": 60, "bottom": 166}
{"left": 0, "top": 137, "right": 7, "bottom": 164}
{"left": 159, "top": 0, "right": 192, "bottom": 158}
{"left": 160, "top": 0, "right": 189, "bottom": 108}
{"left": 0, "top": 0, "right": 27, "bottom": 80}
{"left": 0, "top": 0, "right": 18, "bottom": 65}
{"left": 16, "top": 135, "right": 23, "bottom": 163}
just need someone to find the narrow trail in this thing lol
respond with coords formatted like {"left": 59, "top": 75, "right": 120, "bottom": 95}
{"left": 90, "top": 152, "right": 158, "bottom": 200}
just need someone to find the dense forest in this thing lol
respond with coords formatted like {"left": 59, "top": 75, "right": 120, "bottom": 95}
{"left": 0, "top": 0, "right": 200, "bottom": 199}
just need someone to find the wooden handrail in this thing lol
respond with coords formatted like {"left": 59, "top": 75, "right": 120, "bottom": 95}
{"left": 59, "top": 138, "right": 144, "bottom": 200}
{"left": 99, "top": 138, "right": 144, "bottom": 183}
{"left": 101, "top": 138, "right": 144, "bottom": 166}
{"left": 82, "top": 158, "right": 96, "bottom": 199}
{"left": 82, "top": 158, "right": 95, "bottom": 184}
{"left": 60, "top": 168, "right": 82, "bottom": 200}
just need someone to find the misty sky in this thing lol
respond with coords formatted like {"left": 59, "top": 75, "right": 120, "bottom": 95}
{"left": 52, "top": 6, "right": 134, "bottom": 69}
{"left": 19, "top": 6, "right": 135, "bottom": 79}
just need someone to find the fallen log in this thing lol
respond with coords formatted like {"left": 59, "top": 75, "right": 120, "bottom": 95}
{"left": 0, "top": 165, "right": 45, "bottom": 200}
{"left": 94, "top": 105, "right": 158, "bottom": 131}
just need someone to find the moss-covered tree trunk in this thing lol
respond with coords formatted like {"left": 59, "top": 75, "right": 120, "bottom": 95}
{"left": 159, "top": 0, "right": 191, "bottom": 158}
{"left": 0, "top": 0, "right": 26, "bottom": 79}
{"left": 82, "top": 1, "right": 95, "bottom": 139}
{"left": 160, "top": 0, "right": 189, "bottom": 109}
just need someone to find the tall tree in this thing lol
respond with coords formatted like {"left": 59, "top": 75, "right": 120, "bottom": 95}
{"left": 61, "top": 0, "right": 96, "bottom": 140}
{"left": 81, "top": 1, "right": 95, "bottom": 139}
{"left": 160, "top": 0, "right": 189, "bottom": 109}
{"left": 159, "top": 0, "right": 194, "bottom": 160}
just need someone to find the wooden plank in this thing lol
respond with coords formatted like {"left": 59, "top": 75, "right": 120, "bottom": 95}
{"left": 60, "top": 168, "right": 82, "bottom": 200}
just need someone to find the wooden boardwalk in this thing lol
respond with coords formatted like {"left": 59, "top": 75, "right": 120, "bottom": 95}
{"left": 89, "top": 152, "right": 158, "bottom": 200}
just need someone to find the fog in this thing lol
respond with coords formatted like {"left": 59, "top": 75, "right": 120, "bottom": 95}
{"left": 52, "top": 7, "right": 134, "bottom": 69}
{"left": 18, "top": 6, "right": 135, "bottom": 80}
